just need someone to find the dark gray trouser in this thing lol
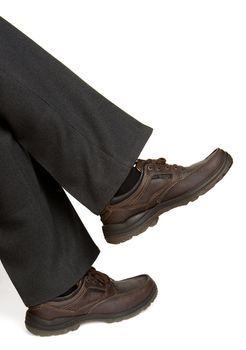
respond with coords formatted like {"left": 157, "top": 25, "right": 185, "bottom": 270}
{"left": 0, "top": 17, "right": 153, "bottom": 307}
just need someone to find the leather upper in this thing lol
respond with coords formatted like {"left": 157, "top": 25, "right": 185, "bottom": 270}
{"left": 27, "top": 268, "right": 156, "bottom": 320}
{"left": 100, "top": 148, "right": 227, "bottom": 225}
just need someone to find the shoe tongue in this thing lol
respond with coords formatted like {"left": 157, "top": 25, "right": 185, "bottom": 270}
{"left": 135, "top": 159, "right": 145, "bottom": 172}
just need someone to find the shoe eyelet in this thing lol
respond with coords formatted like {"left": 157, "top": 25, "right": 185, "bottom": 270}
{"left": 148, "top": 165, "right": 153, "bottom": 171}
{"left": 166, "top": 165, "right": 169, "bottom": 170}
{"left": 157, "top": 167, "right": 161, "bottom": 171}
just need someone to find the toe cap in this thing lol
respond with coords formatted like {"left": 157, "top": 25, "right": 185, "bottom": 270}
{"left": 89, "top": 274, "right": 157, "bottom": 315}
{"left": 164, "top": 148, "right": 231, "bottom": 200}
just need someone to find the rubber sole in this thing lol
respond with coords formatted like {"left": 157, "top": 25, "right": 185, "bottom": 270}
{"left": 25, "top": 285, "right": 158, "bottom": 336}
{"left": 103, "top": 152, "right": 233, "bottom": 244}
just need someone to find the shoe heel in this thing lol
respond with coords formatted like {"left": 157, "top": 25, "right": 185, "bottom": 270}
{"left": 103, "top": 211, "right": 159, "bottom": 244}
{"left": 25, "top": 311, "right": 81, "bottom": 336}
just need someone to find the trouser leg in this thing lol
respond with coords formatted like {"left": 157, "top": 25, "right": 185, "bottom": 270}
{"left": 0, "top": 16, "right": 153, "bottom": 215}
{"left": 0, "top": 120, "right": 99, "bottom": 307}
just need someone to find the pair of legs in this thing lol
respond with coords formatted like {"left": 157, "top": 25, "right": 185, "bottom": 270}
{"left": 0, "top": 17, "right": 232, "bottom": 336}
{"left": 0, "top": 16, "right": 152, "bottom": 307}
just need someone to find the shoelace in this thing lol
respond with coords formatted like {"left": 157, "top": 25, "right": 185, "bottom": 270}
{"left": 144, "top": 157, "right": 181, "bottom": 171}
{"left": 85, "top": 267, "right": 111, "bottom": 286}
{"left": 145, "top": 157, "right": 167, "bottom": 164}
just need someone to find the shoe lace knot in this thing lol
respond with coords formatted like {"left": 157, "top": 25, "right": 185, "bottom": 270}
{"left": 86, "top": 267, "right": 111, "bottom": 286}
{"left": 144, "top": 157, "right": 181, "bottom": 172}
{"left": 145, "top": 157, "right": 167, "bottom": 165}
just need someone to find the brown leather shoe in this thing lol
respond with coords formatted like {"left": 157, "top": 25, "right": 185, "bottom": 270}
{"left": 25, "top": 267, "right": 157, "bottom": 336}
{"left": 101, "top": 148, "right": 233, "bottom": 244}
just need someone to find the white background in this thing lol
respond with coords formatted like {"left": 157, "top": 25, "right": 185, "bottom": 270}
{"left": 0, "top": 1, "right": 245, "bottom": 349}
